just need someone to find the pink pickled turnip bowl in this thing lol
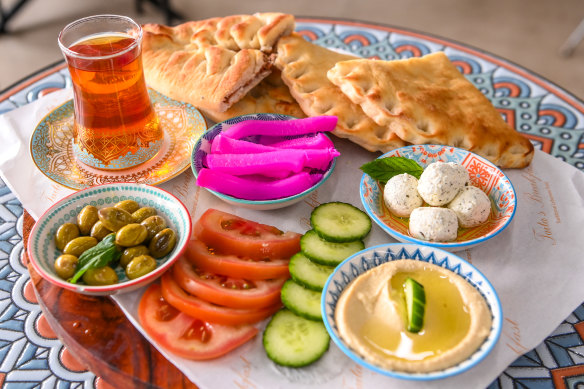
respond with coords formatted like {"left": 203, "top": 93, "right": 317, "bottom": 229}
{"left": 191, "top": 113, "right": 336, "bottom": 210}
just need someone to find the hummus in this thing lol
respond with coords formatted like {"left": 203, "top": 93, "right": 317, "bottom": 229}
{"left": 335, "top": 259, "right": 491, "bottom": 373}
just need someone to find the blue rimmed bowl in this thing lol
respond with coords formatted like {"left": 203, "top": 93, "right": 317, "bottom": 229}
{"left": 360, "top": 145, "right": 516, "bottom": 252}
{"left": 191, "top": 113, "right": 336, "bottom": 211}
{"left": 322, "top": 243, "right": 502, "bottom": 380}
{"left": 27, "top": 183, "right": 192, "bottom": 296}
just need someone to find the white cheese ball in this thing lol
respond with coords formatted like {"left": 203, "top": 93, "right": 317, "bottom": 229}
{"left": 409, "top": 207, "right": 458, "bottom": 242}
{"left": 417, "top": 162, "right": 470, "bottom": 206}
{"left": 383, "top": 173, "right": 423, "bottom": 217}
{"left": 448, "top": 186, "right": 491, "bottom": 228}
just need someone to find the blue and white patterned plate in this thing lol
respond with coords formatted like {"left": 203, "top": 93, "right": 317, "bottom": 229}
{"left": 322, "top": 243, "right": 503, "bottom": 380}
{"left": 27, "top": 183, "right": 192, "bottom": 296}
{"left": 191, "top": 113, "right": 336, "bottom": 210}
{"left": 360, "top": 145, "right": 517, "bottom": 252}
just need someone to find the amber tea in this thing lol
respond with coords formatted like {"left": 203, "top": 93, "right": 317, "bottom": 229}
{"left": 59, "top": 15, "right": 162, "bottom": 170}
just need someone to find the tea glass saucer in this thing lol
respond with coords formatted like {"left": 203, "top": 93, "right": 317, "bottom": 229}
{"left": 30, "top": 89, "right": 207, "bottom": 190}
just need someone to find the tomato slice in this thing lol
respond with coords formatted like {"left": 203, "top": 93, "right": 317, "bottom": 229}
{"left": 185, "top": 239, "right": 291, "bottom": 280}
{"left": 161, "top": 272, "right": 281, "bottom": 325}
{"left": 194, "top": 209, "right": 301, "bottom": 261}
{"left": 138, "top": 283, "right": 258, "bottom": 360}
{"left": 172, "top": 257, "right": 285, "bottom": 309}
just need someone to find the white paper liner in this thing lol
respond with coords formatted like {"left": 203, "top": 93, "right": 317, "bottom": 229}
{"left": 2, "top": 90, "right": 584, "bottom": 388}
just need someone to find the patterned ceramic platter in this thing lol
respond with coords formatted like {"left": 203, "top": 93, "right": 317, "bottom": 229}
{"left": 322, "top": 243, "right": 503, "bottom": 380}
{"left": 360, "top": 145, "right": 516, "bottom": 252}
{"left": 0, "top": 18, "right": 583, "bottom": 389}
{"left": 29, "top": 89, "right": 207, "bottom": 189}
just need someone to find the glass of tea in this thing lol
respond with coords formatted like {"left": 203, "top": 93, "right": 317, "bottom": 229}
{"left": 58, "top": 15, "right": 162, "bottom": 170}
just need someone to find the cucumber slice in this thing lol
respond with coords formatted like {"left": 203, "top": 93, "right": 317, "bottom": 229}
{"left": 289, "top": 252, "right": 335, "bottom": 291}
{"left": 310, "top": 202, "right": 372, "bottom": 243}
{"left": 263, "top": 309, "right": 330, "bottom": 367}
{"left": 404, "top": 277, "right": 426, "bottom": 333}
{"left": 300, "top": 230, "right": 364, "bottom": 266}
{"left": 281, "top": 279, "right": 323, "bottom": 321}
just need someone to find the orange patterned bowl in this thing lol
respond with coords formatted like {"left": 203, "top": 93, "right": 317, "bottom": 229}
{"left": 360, "top": 145, "right": 517, "bottom": 252}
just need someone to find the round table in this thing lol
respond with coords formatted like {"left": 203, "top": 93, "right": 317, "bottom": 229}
{"left": 0, "top": 17, "right": 583, "bottom": 389}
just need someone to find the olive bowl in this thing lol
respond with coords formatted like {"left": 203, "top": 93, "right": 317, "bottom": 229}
{"left": 27, "top": 183, "right": 192, "bottom": 296}
{"left": 191, "top": 113, "right": 337, "bottom": 211}
{"left": 360, "top": 144, "right": 517, "bottom": 252}
{"left": 322, "top": 243, "right": 503, "bottom": 381}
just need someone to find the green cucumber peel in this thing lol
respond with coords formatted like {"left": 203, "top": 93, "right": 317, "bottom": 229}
{"left": 404, "top": 277, "right": 426, "bottom": 333}
{"left": 69, "top": 233, "right": 121, "bottom": 284}
{"left": 360, "top": 157, "right": 424, "bottom": 184}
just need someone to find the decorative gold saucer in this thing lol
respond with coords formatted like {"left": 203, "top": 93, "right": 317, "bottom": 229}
{"left": 30, "top": 89, "right": 207, "bottom": 190}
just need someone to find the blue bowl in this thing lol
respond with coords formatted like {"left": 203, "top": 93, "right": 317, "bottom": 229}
{"left": 191, "top": 113, "right": 336, "bottom": 210}
{"left": 322, "top": 243, "right": 502, "bottom": 380}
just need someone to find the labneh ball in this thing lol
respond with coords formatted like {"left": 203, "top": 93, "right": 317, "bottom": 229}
{"left": 409, "top": 207, "right": 458, "bottom": 242}
{"left": 417, "top": 162, "right": 470, "bottom": 206}
{"left": 448, "top": 186, "right": 491, "bottom": 228}
{"left": 383, "top": 173, "right": 423, "bottom": 217}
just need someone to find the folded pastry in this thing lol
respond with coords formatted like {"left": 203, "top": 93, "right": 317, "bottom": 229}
{"left": 275, "top": 34, "right": 406, "bottom": 152}
{"left": 327, "top": 52, "right": 534, "bottom": 168}
{"left": 199, "top": 69, "right": 306, "bottom": 123}
{"left": 141, "top": 13, "right": 295, "bottom": 112}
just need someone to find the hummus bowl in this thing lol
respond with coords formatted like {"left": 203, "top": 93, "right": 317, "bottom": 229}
{"left": 360, "top": 144, "right": 517, "bottom": 252}
{"left": 191, "top": 113, "right": 336, "bottom": 211}
{"left": 322, "top": 243, "right": 502, "bottom": 380}
{"left": 27, "top": 183, "right": 192, "bottom": 296}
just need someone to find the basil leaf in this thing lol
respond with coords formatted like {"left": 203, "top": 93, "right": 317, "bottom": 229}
{"left": 360, "top": 157, "right": 424, "bottom": 184}
{"left": 69, "top": 234, "right": 121, "bottom": 284}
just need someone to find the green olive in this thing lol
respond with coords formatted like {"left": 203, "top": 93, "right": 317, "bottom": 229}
{"left": 131, "top": 207, "right": 157, "bottom": 223}
{"left": 115, "top": 223, "right": 148, "bottom": 247}
{"left": 82, "top": 266, "right": 119, "bottom": 285}
{"left": 98, "top": 207, "right": 134, "bottom": 232}
{"left": 54, "top": 254, "right": 78, "bottom": 279}
{"left": 63, "top": 236, "right": 98, "bottom": 257}
{"left": 141, "top": 215, "right": 167, "bottom": 242}
{"left": 125, "top": 254, "right": 157, "bottom": 280}
{"left": 90, "top": 221, "right": 111, "bottom": 241}
{"left": 120, "top": 245, "right": 150, "bottom": 268}
{"left": 114, "top": 199, "right": 140, "bottom": 214}
{"left": 55, "top": 223, "right": 80, "bottom": 251}
{"left": 77, "top": 205, "right": 99, "bottom": 235}
{"left": 148, "top": 228, "right": 177, "bottom": 258}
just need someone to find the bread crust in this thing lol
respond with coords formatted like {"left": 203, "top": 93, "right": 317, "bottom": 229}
{"left": 327, "top": 52, "right": 534, "bottom": 168}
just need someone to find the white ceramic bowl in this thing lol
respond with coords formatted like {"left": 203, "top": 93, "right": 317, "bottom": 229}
{"left": 360, "top": 145, "right": 516, "bottom": 252}
{"left": 27, "top": 183, "right": 192, "bottom": 296}
{"left": 191, "top": 113, "right": 336, "bottom": 210}
{"left": 322, "top": 243, "right": 502, "bottom": 380}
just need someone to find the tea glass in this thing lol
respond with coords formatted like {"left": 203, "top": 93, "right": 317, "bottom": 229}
{"left": 58, "top": 15, "right": 162, "bottom": 170}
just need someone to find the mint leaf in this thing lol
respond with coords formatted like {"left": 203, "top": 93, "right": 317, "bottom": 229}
{"left": 69, "top": 234, "right": 121, "bottom": 284}
{"left": 360, "top": 157, "right": 424, "bottom": 184}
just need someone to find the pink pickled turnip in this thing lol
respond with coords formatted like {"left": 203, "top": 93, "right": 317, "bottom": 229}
{"left": 211, "top": 134, "right": 278, "bottom": 154}
{"left": 221, "top": 116, "right": 338, "bottom": 140}
{"left": 258, "top": 132, "right": 335, "bottom": 149}
{"left": 196, "top": 168, "right": 324, "bottom": 200}
{"left": 205, "top": 148, "right": 340, "bottom": 177}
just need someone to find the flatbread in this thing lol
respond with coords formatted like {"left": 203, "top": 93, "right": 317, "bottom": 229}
{"left": 274, "top": 34, "right": 406, "bottom": 152}
{"left": 141, "top": 13, "right": 295, "bottom": 112}
{"left": 327, "top": 52, "right": 534, "bottom": 168}
{"left": 199, "top": 69, "right": 306, "bottom": 123}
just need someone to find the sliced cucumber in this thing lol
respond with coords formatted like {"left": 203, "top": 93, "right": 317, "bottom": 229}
{"left": 263, "top": 309, "right": 330, "bottom": 367}
{"left": 404, "top": 277, "right": 426, "bottom": 333}
{"left": 281, "top": 279, "right": 323, "bottom": 321}
{"left": 289, "top": 252, "right": 335, "bottom": 291}
{"left": 310, "top": 202, "right": 372, "bottom": 243}
{"left": 300, "top": 230, "right": 364, "bottom": 267}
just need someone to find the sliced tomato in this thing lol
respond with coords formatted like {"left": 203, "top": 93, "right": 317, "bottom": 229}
{"left": 185, "top": 239, "right": 290, "bottom": 280}
{"left": 194, "top": 209, "right": 301, "bottom": 261}
{"left": 138, "top": 283, "right": 258, "bottom": 360}
{"left": 161, "top": 272, "right": 281, "bottom": 325}
{"left": 172, "top": 257, "right": 285, "bottom": 309}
